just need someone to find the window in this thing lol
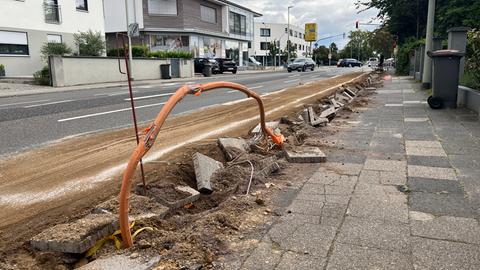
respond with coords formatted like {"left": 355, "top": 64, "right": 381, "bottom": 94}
{"left": 148, "top": 0, "right": 177, "bottom": 15}
{"left": 75, "top": 0, "right": 88, "bottom": 11}
{"left": 294, "top": 31, "right": 298, "bottom": 38}
{"left": 248, "top": 41, "right": 251, "bottom": 49}
{"left": 229, "top": 12, "right": 246, "bottom": 36}
{"left": 0, "top": 31, "right": 29, "bottom": 55}
{"left": 260, "top": 28, "right": 270, "bottom": 37}
{"left": 260, "top": 42, "right": 269, "bottom": 50}
{"left": 200, "top": 5, "right": 216, "bottom": 23}
{"left": 47, "top": 34, "right": 62, "bottom": 43}
{"left": 290, "top": 29, "right": 293, "bottom": 36}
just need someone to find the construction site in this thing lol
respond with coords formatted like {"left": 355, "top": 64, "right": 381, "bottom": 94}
{"left": 0, "top": 70, "right": 381, "bottom": 269}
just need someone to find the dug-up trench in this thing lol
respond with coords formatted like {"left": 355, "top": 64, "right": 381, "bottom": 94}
{"left": 0, "top": 71, "right": 382, "bottom": 269}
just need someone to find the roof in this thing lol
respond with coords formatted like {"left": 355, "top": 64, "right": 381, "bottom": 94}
{"left": 206, "top": 0, "right": 262, "bottom": 17}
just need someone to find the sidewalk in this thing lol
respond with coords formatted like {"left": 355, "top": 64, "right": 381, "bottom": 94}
{"left": 238, "top": 76, "right": 480, "bottom": 269}
{"left": 0, "top": 67, "right": 286, "bottom": 98}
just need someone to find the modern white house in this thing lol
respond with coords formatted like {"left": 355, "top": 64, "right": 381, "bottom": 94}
{"left": 103, "top": 0, "right": 261, "bottom": 67}
{"left": 250, "top": 22, "right": 311, "bottom": 66}
{"left": 0, "top": 0, "right": 105, "bottom": 77}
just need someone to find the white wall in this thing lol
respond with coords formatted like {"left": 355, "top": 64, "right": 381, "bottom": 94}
{"left": 0, "top": 0, "right": 105, "bottom": 35}
{"left": 251, "top": 22, "right": 310, "bottom": 57}
{"left": 103, "top": 0, "right": 144, "bottom": 33}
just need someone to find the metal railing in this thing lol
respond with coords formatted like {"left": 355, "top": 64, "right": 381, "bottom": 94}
{"left": 44, "top": 4, "right": 61, "bottom": 24}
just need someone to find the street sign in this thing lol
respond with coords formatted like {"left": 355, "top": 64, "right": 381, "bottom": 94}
{"left": 304, "top": 23, "right": 317, "bottom": 42}
{"left": 328, "top": 53, "right": 332, "bottom": 60}
{"left": 128, "top": 23, "right": 140, "bottom": 37}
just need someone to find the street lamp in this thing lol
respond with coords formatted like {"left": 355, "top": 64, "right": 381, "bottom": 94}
{"left": 287, "top": 5, "right": 294, "bottom": 64}
{"left": 262, "top": 22, "right": 269, "bottom": 67}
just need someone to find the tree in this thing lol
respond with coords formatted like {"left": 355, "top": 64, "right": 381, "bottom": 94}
{"left": 338, "top": 30, "right": 373, "bottom": 61}
{"left": 282, "top": 40, "right": 297, "bottom": 62}
{"left": 313, "top": 45, "right": 329, "bottom": 65}
{"left": 74, "top": 30, "right": 106, "bottom": 56}
{"left": 267, "top": 40, "right": 280, "bottom": 66}
{"left": 40, "top": 42, "right": 72, "bottom": 62}
{"left": 368, "top": 29, "right": 394, "bottom": 58}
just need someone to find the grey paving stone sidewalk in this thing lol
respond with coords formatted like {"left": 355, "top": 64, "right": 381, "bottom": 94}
{"left": 238, "top": 76, "right": 480, "bottom": 269}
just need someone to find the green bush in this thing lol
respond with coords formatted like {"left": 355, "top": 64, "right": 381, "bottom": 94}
{"left": 40, "top": 42, "right": 72, "bottom": 62}
{"left": 0, "top": 64, "right": 4, "bottom": 71}
{"left": 107, "top": 45, "right": 149, "bottom": 58}
{"left": 148, "top": 50, "right": 193, "bottom": 59}
{"left": 463, "top": 29, "right": 480, "bottom": 89}
{"left": 74, "top": 30, "right": 106, "bottom": 56}
{"left": 395, "top": 38, "right": 424, "bottom": 76}
{"left": 33, "top": 66, "right": 51, "bottom": 85}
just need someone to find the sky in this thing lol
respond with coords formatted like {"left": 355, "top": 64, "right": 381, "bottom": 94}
{"left": 233, "top": 0, "right": 381, "bottom": 49}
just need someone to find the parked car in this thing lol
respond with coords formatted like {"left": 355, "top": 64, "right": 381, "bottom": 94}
{"left": 337, "top": 58, "right": 363, "bottom": 67}
{"left": 194, "top": 58, "right": 220, "bottom": 74}
{"left": 367, "top": 57, "right": 379, "bottom": 68}
{"left": 287, "top": 58, "right": 316, "bottom": 72}
{"left": 215, "top": 58, "right": 238, "bottom": 74}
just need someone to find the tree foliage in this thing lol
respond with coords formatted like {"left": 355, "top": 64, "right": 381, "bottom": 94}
{"left": 74, "top": 30, "right": 106, "bottom": 56}
{"left": 40, "top": 42, "right": 72, "bottom": 62}
{"left": 462, "top": 29, "right": 480, "bottom": 89}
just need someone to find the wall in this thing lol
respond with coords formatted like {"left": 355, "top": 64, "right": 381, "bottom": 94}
{"left": 458, "top": 86, "right": 480, "bottom": 114}
{"left": 251, "top": 23, "right": 309, "bottom": 58}
{"left": 103, "top": 0, "right": 144, "bottom": 33}
{"left": 50, "top": 56, "right": 194, "bottom": 86}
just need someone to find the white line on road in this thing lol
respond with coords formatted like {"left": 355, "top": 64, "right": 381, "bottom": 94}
{"left": 288, "top": 74, "right": 300, "bottom": 78}
{"left": 123, "top": 93, "right": 173, "bottom": 101}
{"left": 24, "top": 100, "right": 75, "bottom": 108}
{"left": 138, "top": 85, "right": 153, "bottom": 89}
{"left": 57, "top": 102, "right": 166, "bottom": 122}
{"left": 249, "top": 85, "right": 264, "bottom": 90}
{"left": 108, "top": 91, "right": 138, "bottom": 96}
{"left": 283, "top": 79, "right": 300, "bottom": 83}
{"left": 162, "top": 83, "right": 179, "bottom": 86}
{"left": 0, "top": 99, "right": 51, "bottom": 108}
{"left": 227, "top": 90, "right": 237, "bottom": 93}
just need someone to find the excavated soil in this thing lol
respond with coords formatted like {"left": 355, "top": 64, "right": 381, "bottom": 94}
{"left": 0, "top": 72, "right": 374, "bottom": 269}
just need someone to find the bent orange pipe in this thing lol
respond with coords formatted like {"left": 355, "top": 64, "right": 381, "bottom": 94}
{"left": 119, "top": 82, "right": 284, "bottom": 247}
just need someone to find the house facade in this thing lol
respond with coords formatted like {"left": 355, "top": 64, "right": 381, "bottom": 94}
{"left": 251, "top": 22, "right": 311, "bottom": 66}
{"left": 0, "top": 0, "right": 106, "bottom": 77}
{"left": 103, "top": 0, "right": 261, "bottom": 67}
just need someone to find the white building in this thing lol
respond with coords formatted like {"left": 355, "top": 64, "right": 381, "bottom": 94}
{"left": 250, "top": 22, "right": 311, "bottom": 66}
{"left": 103, "top": 0, "right": 261, "bottom": 67}
{"left": 0, "top": 0, "right": 105, "bottom": 77}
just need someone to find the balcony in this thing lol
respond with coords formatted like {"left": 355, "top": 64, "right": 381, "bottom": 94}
{"left": 44, "top": 4, "right": 62, "bottom": 24}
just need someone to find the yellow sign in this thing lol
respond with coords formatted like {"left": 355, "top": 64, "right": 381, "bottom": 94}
{"left": 304, "top": 23, "right": 317, "bottom": 42}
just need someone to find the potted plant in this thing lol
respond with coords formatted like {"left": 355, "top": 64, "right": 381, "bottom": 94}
{"left": 0, "top": 64, "right": 5, "bottom": 77}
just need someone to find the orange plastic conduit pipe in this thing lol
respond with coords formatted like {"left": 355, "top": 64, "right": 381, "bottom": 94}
{"left": 119, "top": 82, "right": 284, "bottom": 247}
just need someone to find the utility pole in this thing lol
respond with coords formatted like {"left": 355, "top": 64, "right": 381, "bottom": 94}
{"left": 422, "top": 0, "right": 436, "bottom": 89}
{"left": 287, "top": 5, "right": 293, "bottom": 64}
{"left": 124, "top": 0, "right": 133, "bottom": 79}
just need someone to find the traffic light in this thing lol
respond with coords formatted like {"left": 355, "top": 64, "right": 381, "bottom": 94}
{"left": 343, "top": 32, "right": 346, "bottom": 39}
{"left": 355, "top": 21, "right": 359, "bottom": 29}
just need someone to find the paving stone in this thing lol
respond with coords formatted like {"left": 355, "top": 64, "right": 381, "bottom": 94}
{"left": 218, "top": 137, "right": 249, "bottom": 161}
{"left": 405, "top": 118, "right": 429, "bottom": 122}
{"left": 408, "top": 177, "right": 463, "bottom": 194}
{"left": 407, "top": 165, "right": 457, "bottom": 180}
{"left": 242, "top": 241, "right": 283, "bottom": 270}
{"left": 448, "top": 154, "right": 480, "bottom": 170}
{"left": 327, "top": 243, "right": 412, "bottom": 270}
{"left": 407, "top": 155, "right": 452, "bottom": 168}
{"left": 348, "top": 195, "right": 409, "bottom": 223}
{"left": 405, "top": 140, "right": 442, "bottom": 148}
{"left": 31, "top": 214, "right": 118, "bottom": 254}
{"left": 251, "top": 121, "right": 280, "bottom": 134}
{"left": 411, "top": 237, "right": 480, "bottom": 270}
{"left": 78, "top": 255, "right": 160, "bottom": 270}
{"left": 282, "top": 223, "right": 336, "bottom": 256}
{"left": 93, "top": 194, "right": 169, "bottom": 219}
{"left": 288, "top": 199, "right": 324, "bottom": 216}
{"left": 406, "top": 146, "right": 447, "bottom": 157}
{"left": 192, "top": 152, "right": 223, "bottom": 194}
{"left": 285, "top": 147, "right": 326, "bottom": 163}
{"left": 323, "top": 162, "right": 363, "bottom": 176}
{"left": 409, "top": 193, "right": 477, "bottom": 218}
{"left": 337, "top": 216, "right": 411, "bottom": 253}
{"left": 364, "top": 159, "right": 407, "bottom": 172}
{"left": 411, "top": 216, "right": 480, "bottom": 244}
{"left": 409, "top": 211, "right": 435, "bottom": 221}
{"left": 276, "top": 251, "right": 326, "bottom": 270}
{"left": 154, "top": 186, "right": 200, "bottom": 209}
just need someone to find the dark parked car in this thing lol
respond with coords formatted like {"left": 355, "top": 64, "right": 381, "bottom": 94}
{"left": 337, "top": 58, "right": 363, "bottom": 67}
{"left": 194, "top": 58, "right": 220, "bottom": 74}
{"left": 215, "top": 58, "right": 238, "bottom": 74}
{"left": 287, "top": 58, "right": 316, "bottom": 72}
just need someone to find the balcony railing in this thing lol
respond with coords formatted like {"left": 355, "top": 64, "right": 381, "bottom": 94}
{"left": 44, "top": 4, "right": 61, "bottom": 24}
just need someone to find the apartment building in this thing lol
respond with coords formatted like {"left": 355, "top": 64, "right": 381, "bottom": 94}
{"left": 251, "top": 22, "right": 311, "bottom": 66}
{"left": 103, "top": 0, "right": 261, "bottom": 66}
{"left": 0, "top": 0, "right": 105, "bottom": 77}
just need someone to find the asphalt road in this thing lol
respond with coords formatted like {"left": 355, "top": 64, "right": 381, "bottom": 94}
{"left": 0, "top": 67, "right": 363, "bottom": 156}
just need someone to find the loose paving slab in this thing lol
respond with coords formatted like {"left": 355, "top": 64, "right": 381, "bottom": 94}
{"left": 79, "top": 255, "right": 161, "bottom": 270}
{"left": 285, "top": 147, "right": 326, "bottom": 163}
{"left": 407, "top": 165, "right": 457, "bottom": 180}
{"left": 192, "top": 152, "right": 224, "bottom": 194}
{"left": 218, "top": 137, "right": 249, "bottom": 161}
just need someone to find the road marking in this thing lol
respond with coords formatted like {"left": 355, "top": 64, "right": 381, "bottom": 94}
{"left": 289, "top": 74, "right": 300, "bottom": 78}
{"left": 57, "top": 102, "right": 166, "bottom": 122}
{"left": 0, "top": 99, "right": 50, "bottom": 108}
{"left": 109, "top": 91, "right": 138, "bottom": 96}
{"left": 24, "top": 100, "right": 75, "bottom": 108}
{"left": 284, "top": 79, "right": 300, "bottom": 83}
{"left": 163, "top": 83, "right": 179, "bottom": 86}
{"left": 123, "top": 93, "right": 173, "bottom": 101}
{"left": 138, "top": 85, "right": 153, "bottom": 89}
{"left": 227, "top": 90, "right": 237, "bottom": 93}
{"left": 249, "top": 85, "right": 263, "bottom": 90}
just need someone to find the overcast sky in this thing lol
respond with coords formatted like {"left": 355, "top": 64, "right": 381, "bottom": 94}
{"left": 234, "top": 0, "right": 381, "bottom": 48}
